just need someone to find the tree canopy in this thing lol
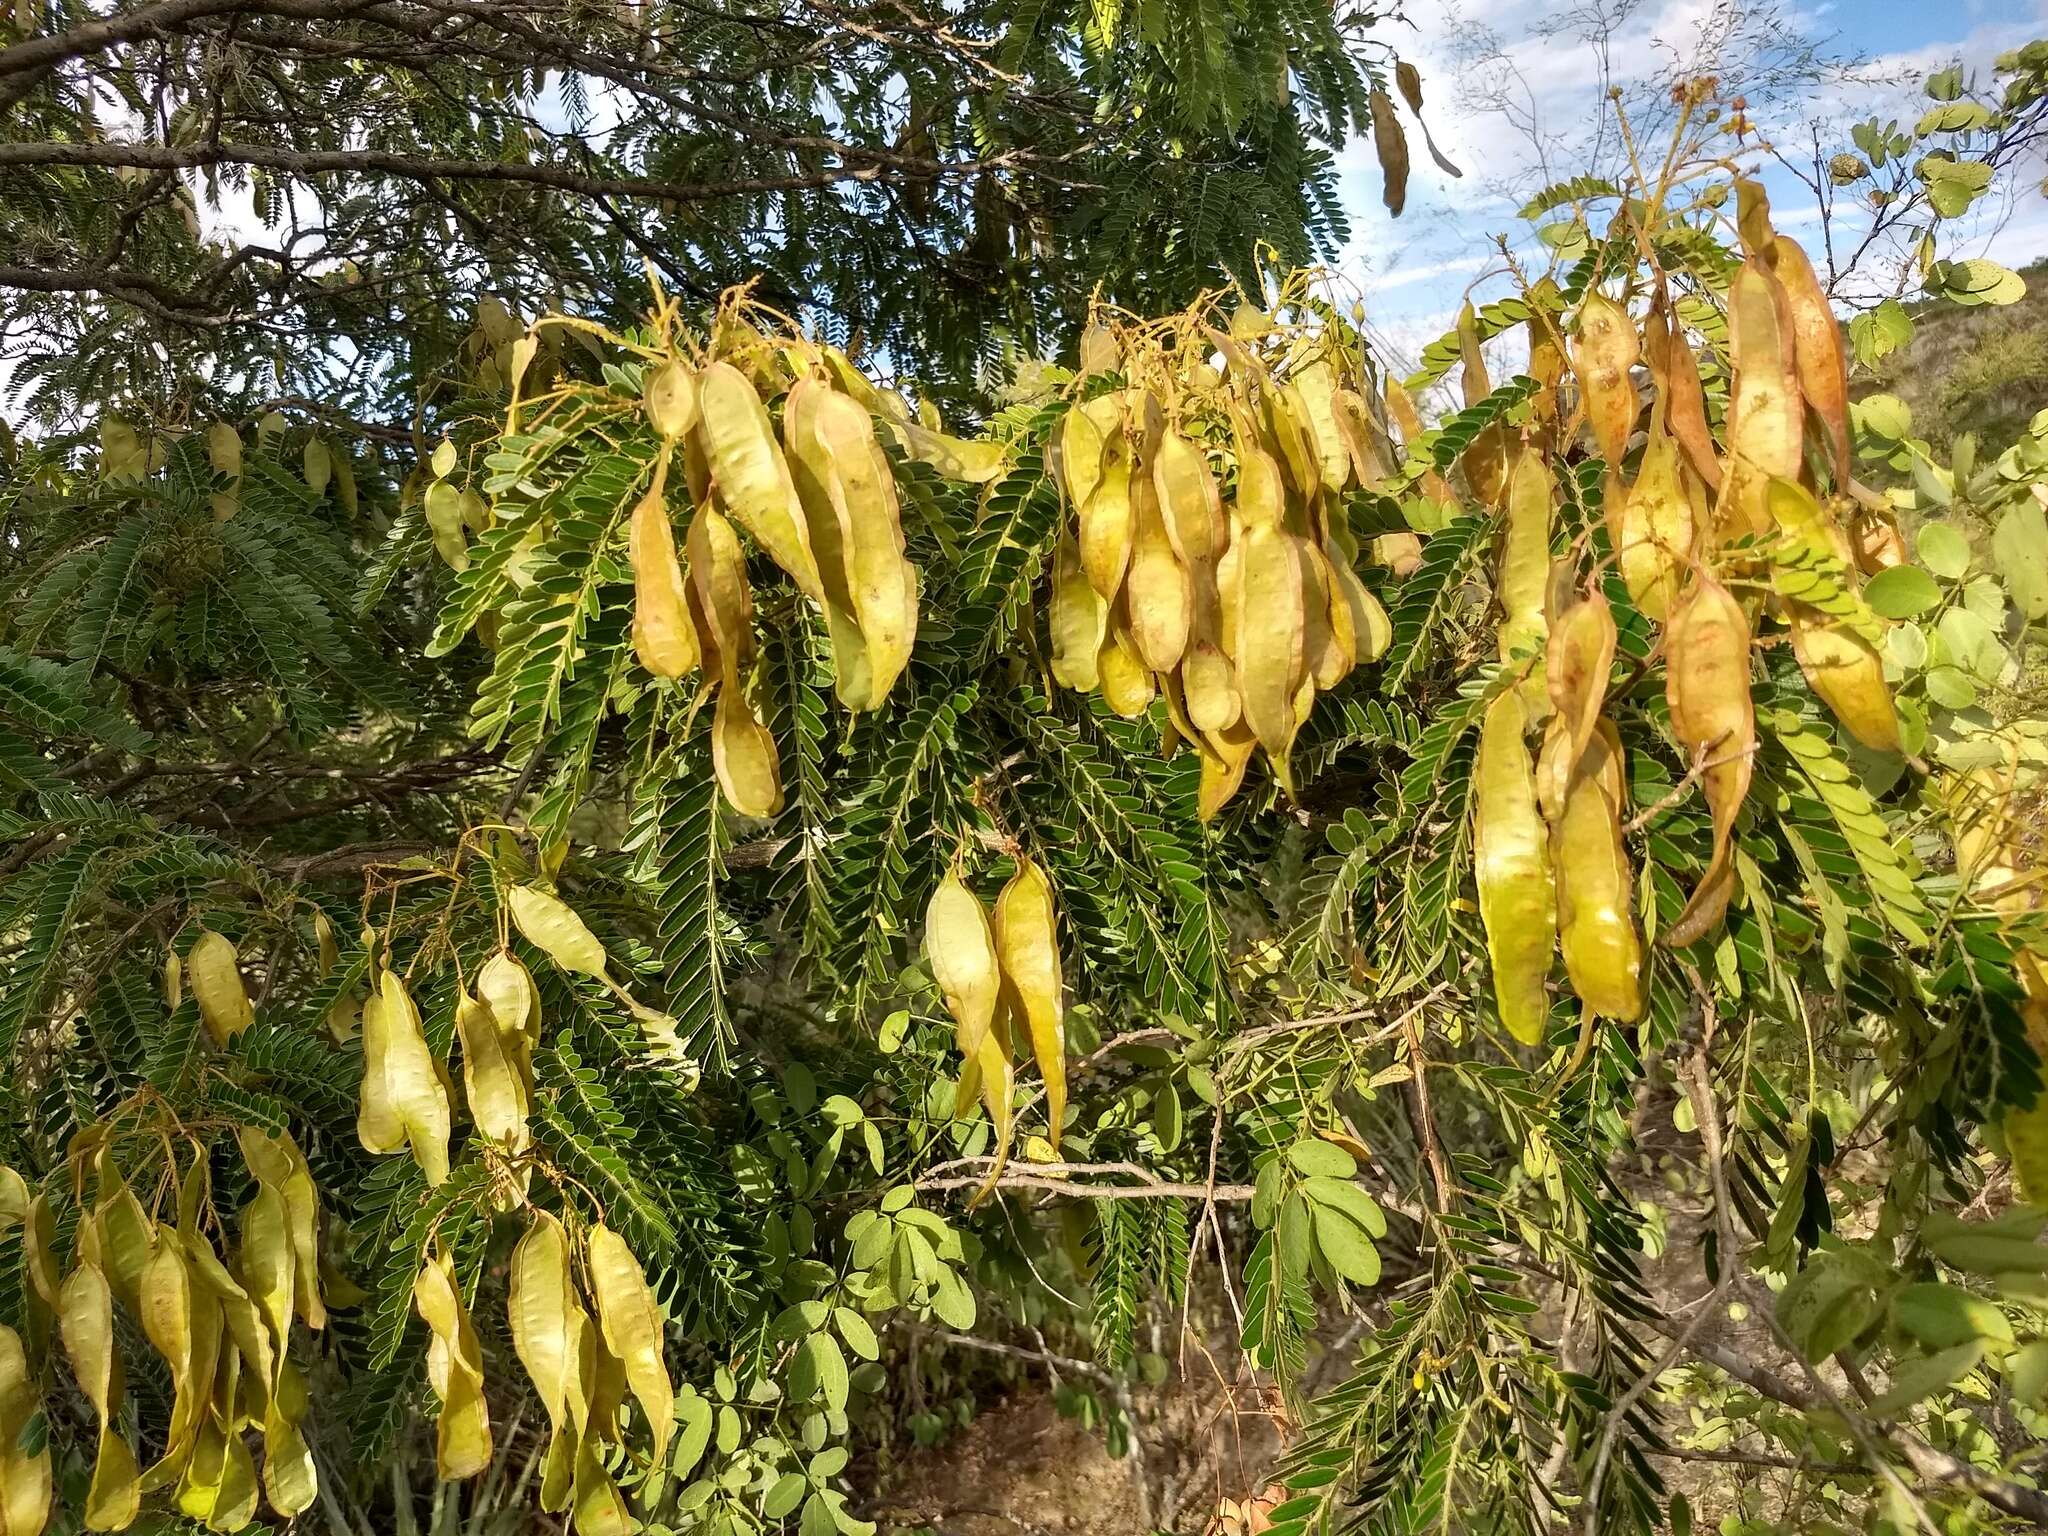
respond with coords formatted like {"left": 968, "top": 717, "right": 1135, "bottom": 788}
{"left": 4, "top": 12, "right": 2048, "bottom": 1536}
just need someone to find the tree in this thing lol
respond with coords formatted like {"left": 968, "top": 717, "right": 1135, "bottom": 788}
{"left": 3, "top": 23, "right": 2048, "bottom": 1536}
{"left": 0, "top": 0, "right": 1400, "bottom": 433}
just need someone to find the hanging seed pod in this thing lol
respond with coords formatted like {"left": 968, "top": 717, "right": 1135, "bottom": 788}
{"left": 1286, "top": 361, "right": 1353, "bottom": 494}
{"left": 414, "top": 1251, "right": 492, "bottom": 1480}
{"left": 477, "top": 948, "right": 541, "bottom": 1067}
{"left": 422, "top": 480, "right": 470, "bottom": 571}
{"left": 1767, "top": 237, "right": 1850, "bottom": 484}
{"left": 585, "top": 1224, "right": 673, "bottom": 1466}
{"left": 1642, "top": 292, "right": 1721, "bottom": 494}
{"left": 693, "top": 361, "right": 825, "bottom": 603}
{"left": 1537, "top": 588, "right": 1617, "bottom": 819}
{"left": 1196, "top": 720, "right": 1259, "bottom": 823}
{"left": 1553, "top": 721, "right": 1644, "bottom": 1022}
{"left": 1497, "top": 450, "right": 1553, "bottom": 683}
{"left": 1571, "top": 290, "right": 1640, "bottom": 467}
{"left": 1474, "top": 689, "right": 1557, "bottom": 1046}
{"left": 1078, "top": 453, "right": 1136, "bottom": 602}
{"left": 1232, "top": 441, "right": 1288, "bottom": 532}
{"left": 993, "top": 857, "right": 1067, "bottom": 1152}
{"left": 1049, "top": 532, "right": 1108, "bottom": 691}
{"left": 59, "top": 1262, "right": 143, "bottom": 1531}
{"left": 237, "top": 1130, "right": 324, "bottom": 1335}
{"left": 0, "top": 1324, "right": 53, "bottom": 1536}
{"left": 1663, "top": 574, "right": 1756, "bottom": 946}
{"left": 1786, "top": 610, "right": 1899, "bottom": 754}
{"left": 507, "top": 1211, "right": 587, "bottom": 1514}
{"left": 628, "top": 453, "right": 700, "bottom": 681}
{"left": 1456, "top": 302, "right": 1509, "bottom": 506}
{"left": 1097, "top": 630, "right": 1155, "bottom": 718}
{"left": 454, "top": 989, "right": 531, "bottom": 1156}
{"left": 685, "top": 501, "right": 754, "bottom": 684}
{"left": 1715, "top": 262, "right": 1802, "bottom": 542}
{"left": 505, "top": 885, "right": 609, "bottom": 978}
{"left": 1125, "top": 469, "right": 1191, "bottom": 671}
{"left": 1152, "top": 429, "right": 1225, "bottom": 565}
{"left": 1236, "top": 523, "right": 1308, "bottom": 775}
{"left": 357, "top": 960, "right": 452, "bottom": 1185}
{"left": 926, "top": 870, "right": 1000, "bottom": 1067}
{"left": 710, "top": 687, "right": 785, "bottom": 818}
{"left": 186, "top": 929, "right": 253, "bottom": 1046}
{"left": 643, "top": 361, "right": 699, "bottom": 441}
{"left": 1607, "top": 411, "right": 1696, "bottom": 623}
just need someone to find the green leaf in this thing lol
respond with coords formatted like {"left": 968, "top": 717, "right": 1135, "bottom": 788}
{"left": 1287, "top": 1140, "right": 1355, "bottom": 1178}
{"left": 1991, "top": 503, "right": 2048, "bottom": 620}
{"left": 1310, "top": 1206, "right": 1381, "bottom": 1287}
{"left": 1853, "top": 393, "right": 1912, "bottom": 442}
{"left": 763, "top": 1472, "right": 808, "bottom": 1520}
{"left": 1893, "top": 1282, "right": 2013, "bottom": 1347}
{"left": 1924, "top": 1210, "right": 2048, "bottom": 1274}
{"left": 1300, "top": 1176, "right": 1388, "bottom": 1239}
{"left": 1870, "top": 1340, "right": 1983, "bottom": 1416}
{"left": 1929, "top": 257, "right": 2026, "bottom": 306}
{"left": 1849, "top": 299, "right": 1913, "bottom": 366}
{"left": 1916, "top": 522, "right": 1972, "bottom": 579}
{"left": 672, "top": 1391, "right": 714, "bottom": 1479}
{"left": 1864, "top": 565, "right": 1942, "bottom": 618}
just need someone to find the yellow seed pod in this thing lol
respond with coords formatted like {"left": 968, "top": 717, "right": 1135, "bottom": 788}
{"left": 508, "top": 1211, "right": 587, "bottom": 1510}
{"left": 1183, "top": 639, "right": 1241, "bottom": 735}
{"left": 1473, "top": 688, "right": 1557, "bottom": 1046}
{"left": 1663, "top": 575, "right": 1756, "bottom": 947}
{"left": 184, "top": 1234, "right": 273, "bottom": 1419}
{"left": 0, "top": 1323, "right": 53, "bottom": 1536}
{"left": 206, "top": 422, "right": 242, "bottom": 478}
{"left": 1151, "top": 430, "right": 1223, "bottom": 565}
{"left": 1078, "top": 321, "right": 1121, "bottom": 377}
{"left": 1642, "top": 294, "right": 1721, "bottom": 494}
{"left": 571, "top": 1438, "right": 635, "bottom": 1536}
{"left": 59, "top": 1261, "right": 143, "bottom": 1531}
{"left": 1236, "top": 523, "right": 1307, "bottom": 768}
{"left": 1195, "top": 720, "right": 1259, "bottom": 823}
{"left": 261, "top": 1393, "right": 316, "bottom": 1517}
{"left": 1326, "top": 549, "right": 1391, "bottom": 663}
{"left": 357, "top": 963, "right": 452, "bottom": 1185}
{"left": 1078, "top": 454, "right": 1135, "bottom": 601}
{"left": 1097, "top": 631, "right": 1155, "bottom": 718}
{"left": 414, "top": 1250, "right": 493, "bottom": 1480}
{"left": 421, "top": 479, "right": 470, "bottom": 571}
{"left": 1301, "top": 542, "right": 1357, "bottom": 690}
{"left": 1261, "top": 387, "right": 1320, "bottom": 502}
{"left": 685, "top": 502, "right": 755, "bottom": 685}
{"left": 693, "top": 361, "right": 825, "bottom": 603}
{"left": 506, "top": 885, "right": 609, "bottom": 978}
{"left": 240, "top": 1181, "right": 295, "bottom": 1368}
{"left": 455, "top": 989, "right": 531, "bottom": 1155}
{"left": 1054, "top": 400, "right": 1107, "bottom": 513}
{"left": 784, "top": 379, "right": 918, "bottom": 709}
{"left": 1766, "top": 235, "right": 1850, "bottom": 483}
{"left": 1571, "top": 290, "right": 1640, "bottom": 467}
{"left": 236, "top": 1127, "right": 324, "bottom": 1333}
{"left": 1607, "top": 416, "right": 1696, "bottom": 623}
{"left": 477, "top": 948, "right": 541, "bottom": 1065}
{"left": 1496, "top": 450, "right": 1552, "bottom": 678}
{"left": 1786, "top": 607, "right": 1900, "bottom": 754}
{"left": 1048, "top": 532, "right": 1108, "bottom": 692}
{"left": 1456, "top": 302, "right": 1509, "bottom": 506}
{"left": 1233, "top": 443, "right": 1288, "bottom": 532}
{"left": 1552, "top": 722, "right": 1644, "bottom": 1023}
{"left": 585, "top": 1224, "right": 674, "bottom": 1466}
{"left": 1286, "top": 361, "right": 1352, "bottom": 493}
{"left": 1537, "top": 588, "right": 1617, "bottom": 819}
{"left": 926, "top": 870, "right": 1000, "bottom": 1064}
{"left": 629, "top": 461, "right": 700, "bottom": 682}
{"left": 187, "top": 929, "right": 253, "bottom": 1046}
{"left": 1332, "top": 388, "right": 1392, "bottom": 486}
{"left": 643, "top": 361, "right": 699, "bottom": 441}
{"left": 1714, "top": 261, "right": 1803, "bottom": 542}
{"left": 993, "top": 857, "right": 1066, "bottom": 1151}
{"left": 710, "top": 688, "right": 785, "bottom": 818}
{"left": 1125, "top": 472, "right": 1191, "bottom": 672}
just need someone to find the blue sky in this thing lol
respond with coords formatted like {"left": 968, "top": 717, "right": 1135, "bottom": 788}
{"left": 1331, "top": 0, "right": 2048, "bottom": 393}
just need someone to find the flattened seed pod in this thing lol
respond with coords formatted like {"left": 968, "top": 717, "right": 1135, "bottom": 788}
{"left": 414, "top": 1251, "right": 492, "bottom": 1480}
{"left": 60, "top": 1261, "right": 142, "bottom": 1530}
{"left": 1663, "top": 575, "right": 1756, "bottom": 946}
{"left": 1497, "top": 450, "right": 1553, "bottom": 676}
{"left": 628, "top": 457, "right": 699, "bottom": 681}
{"left": 1236, "top": 523, "right": 1308, "bottom": 768}
{"left": 1474, "top": 689, "right": 1557, "bottom": 1045}
{"left": 1124, "top": 471, "right": 1191, "bottom": 672}
{"left": 585, "top": 1224, "right": 673, "bottom": 1466}
{"left": 507, "top": 1212, "right": 584, "bottom": 1512}
{"left": 187, "top": 929, "right": 254, "bottom": 1046}
{"left": 1607, "top": 413, "right": 1695, "bottom": 622}
{"left": 454, "top": 990, "right": 530, "bottom": 1155}
{"left": 1643, "top": 293, "right": 1722, "bottom": 493}
{"left": 1152, "top": 429, "right": 1224, "bottom": 564}
{"left": 1787, "top": 608, "right": 1900, "bottom": 754}
{"left": 1286, "top": 360, "right": 1352, "bottom": 493}
{"left": 0, "top": 1323, "right": 52, "bottom": 1536}
{"left": 926, "top": 870, "right": 1000, "bottom": 1065}
{"left": 361, "top": 965, "right": 451, "bottom": 1185}
{"left": 711, "top": 689, "right": 785, "bottom": 818}
{"left": 505, "top": 886, "right": 608, "bottom": 978}
{"left": 1097, "top": 631, "right": 1155, "bottom": 718}
{"left": 1715, "top": 262, "right": 1802, "bottom": 541}
{"left": 1537, "top": 587, "right": 1617, "bottom": 818}
{"left": 1767, "top": 234, "right": 1850, "bottom": 483}
{"left": 993, "top": 858, "right": 1066, "bottom": 1151}
{"left": 1196, "top": 720, "right": 1259, "bottom": 823}
{"left": 643, "top": 361, "right": 699, "bottom": 441}
{"left": 694, "top": 361, "right": 825, "bottom": 603}
{"left": 1457, "top": 302, "right": 1509, "bottom": 506}
{"left": 685, "top": 502, "right": 755, "bottom": 686}
{"left": 1553, "top": 722, "right": 1644, "bottom": 1022}
{"left": 1048, "top": 532, "right": 1108, "bottom": 692}
{"left": 1571, "top": 290, "right": 1640, "bottom": 467}
{"left": 1078, "top": 455, "right": 1136, "bottom": 600}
